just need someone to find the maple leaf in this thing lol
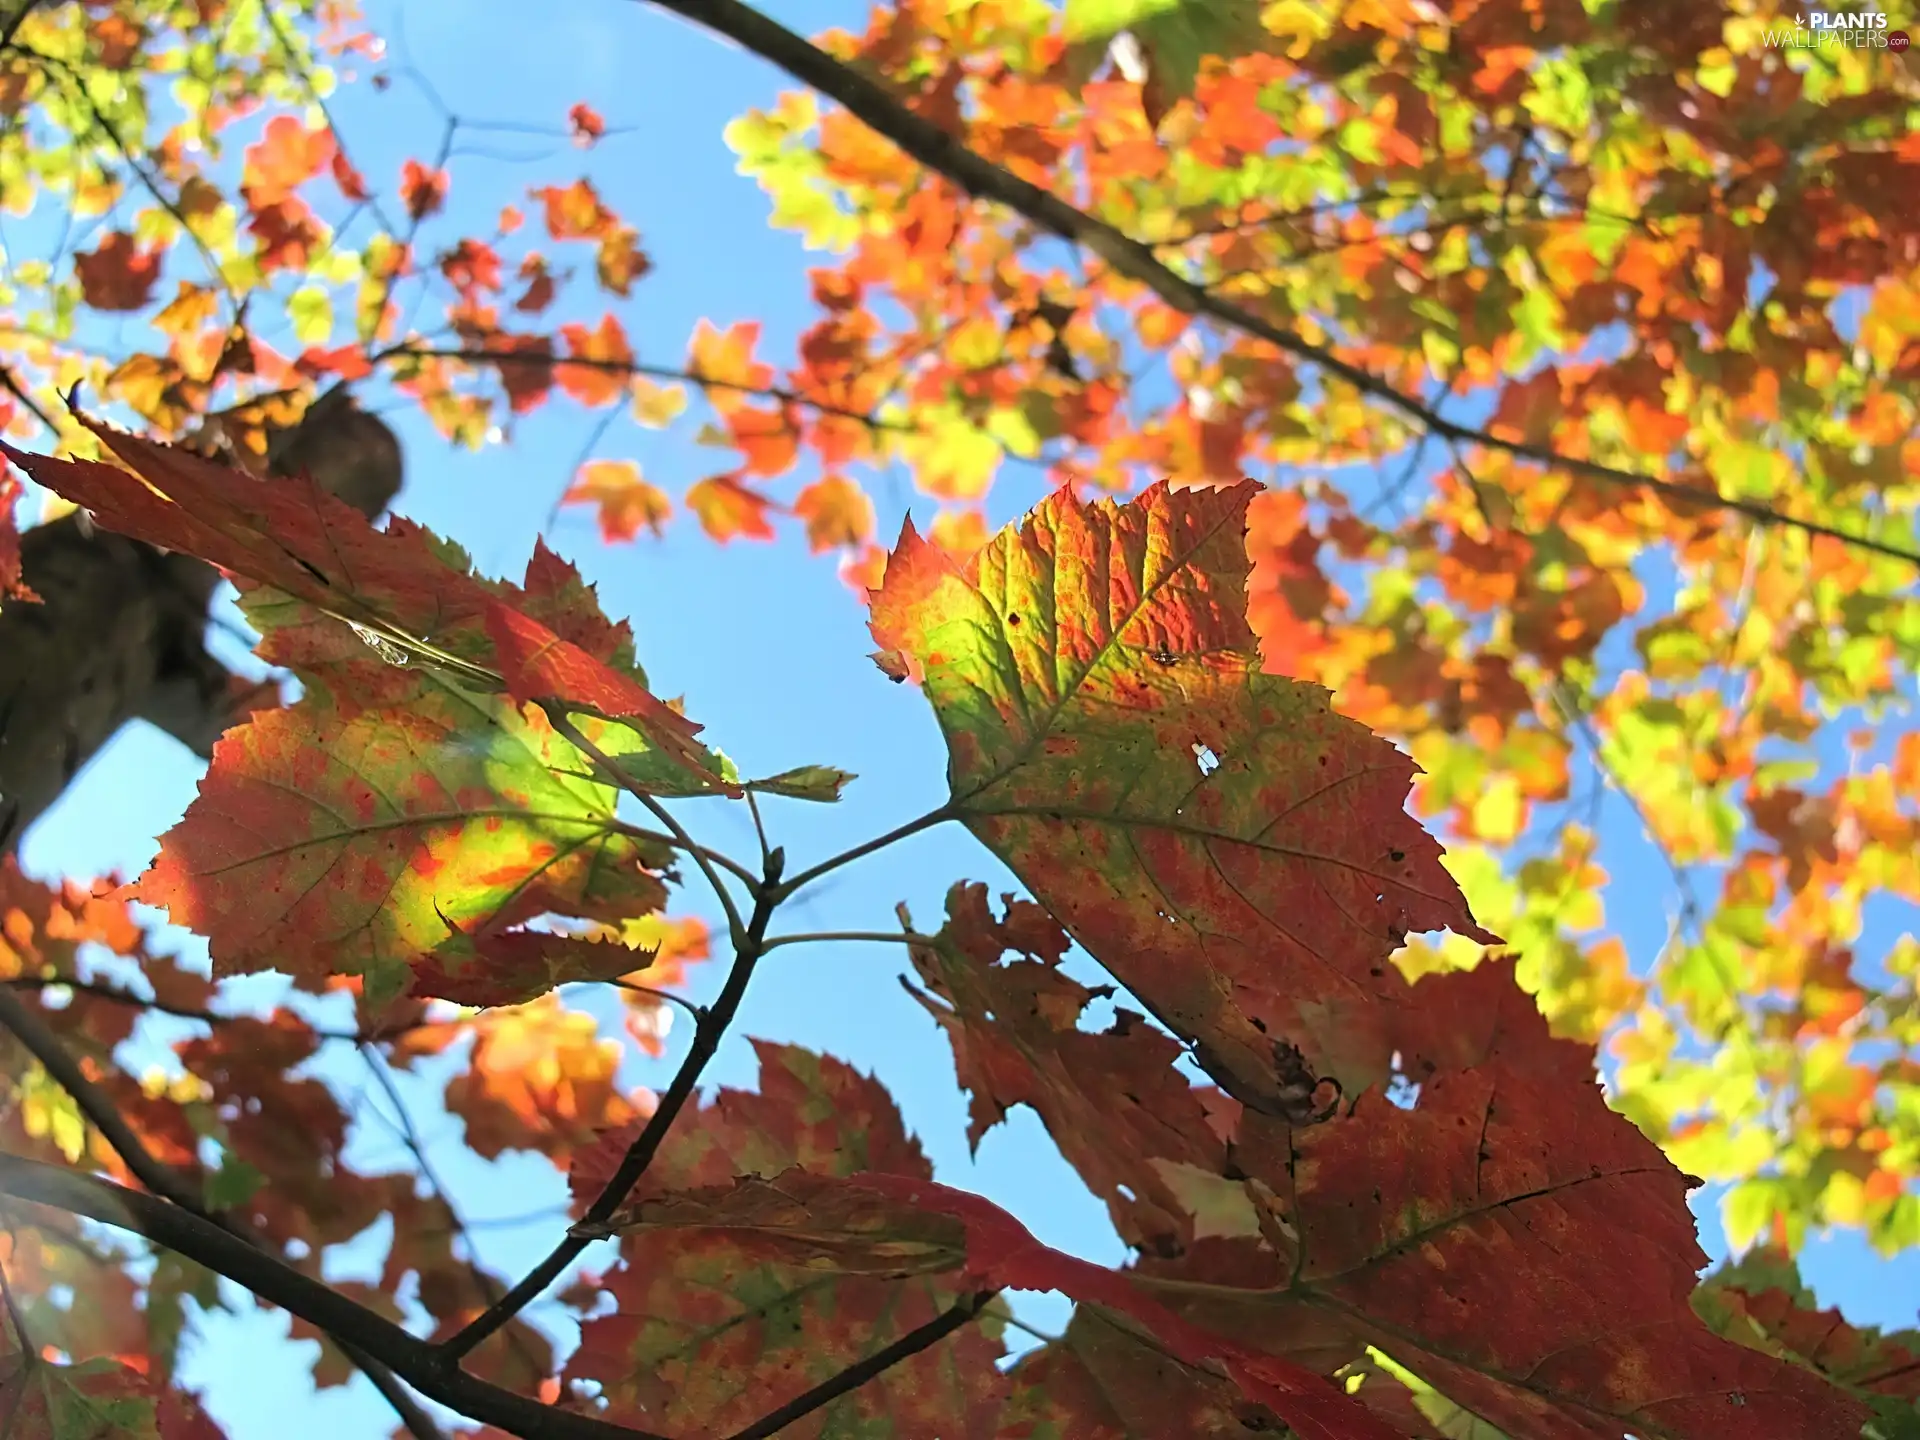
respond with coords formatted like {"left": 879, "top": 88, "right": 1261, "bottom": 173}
{"left": 686, "top": 473, "right": 777, "bottom": 542}
{"left": 73, "top": 232, "right": 162, "bottom": 311}
{"left": 870, "top": 480, "right": 1499, "bottom": 1105}
{"left": 399, "top": 158, "right": 448, "bottom": 219}
{"left": 567, "top": 1043, "right": 1008, "bottom": 1438}
{"left": 903, "top": 883, "right": 1234, "bottom": 1252}
{"left": 563, "top": 458, "right": 671, "bottom": 541}
{"left": 605, "top": 1165, "right": 1395, "bottom": 1440}
{"left": 2, "top": 428, "right": 726, "bottom": 1002}
{"left": 909, "top": 915, "right": 1876, "bottom": 1438}
{"left": 792, "top": 473, "right": 874, "bottom": 551}
{"left": 568, "top": 102, "right": 606, "bottom": 146}
{"left": 556, "top": 314, "right": 633, "bottom": 407}
{"left": 241, "top": 116, "right": 334, "bottom": 206}
{"left": 1694, "top": 1247, "right": 1920, "bottom": 1432}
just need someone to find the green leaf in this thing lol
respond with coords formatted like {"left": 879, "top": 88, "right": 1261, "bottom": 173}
{"left": 744, "top": 764, "right": 855, "bottom": 803}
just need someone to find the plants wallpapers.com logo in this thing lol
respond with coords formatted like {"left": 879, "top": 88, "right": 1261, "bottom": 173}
{"left": 1764, "top": 9, "right": 1912, "bottom": 46}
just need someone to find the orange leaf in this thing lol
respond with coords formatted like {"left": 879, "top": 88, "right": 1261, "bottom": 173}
{"left": 244, "top": 116, "right": 335, "bottom": 205}
{"left": 556, "top": 314, "right": 633, "bottom": 407}
{"left": 533, "top": 178, "right": 615, "bottom": 240}
{"left": 793, "top": 475, "right": 875, "bottom": 552}
{"left": 686, "top": 474, "right": 777, "bottom": 542}
{"left": 568, "top": 102, "right": 606, "bottom": 146}
{"left": 564, "top": 459, "right": 671, "bottom": 541}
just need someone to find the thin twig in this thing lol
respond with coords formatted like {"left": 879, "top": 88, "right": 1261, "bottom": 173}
{"left": 771, "top": 805, "right": 954, "bottom": 902}
{"left": 439, "top": 845, "right": 784, "bottom": 1361}
{"left": 358, "top": 1045, "right": 546, "bottom": 1377}
{"left": 638, "top": 0, "right": 1920, "bottom": 569}
{"left": 727, "top": 1290, "right": 997, "bottom": 1440}
{"left": 0, "top": 1154, "right": 668, "bottom": 1440}
{"left": 544, "top": 705, "right": 749, "bottom": 946}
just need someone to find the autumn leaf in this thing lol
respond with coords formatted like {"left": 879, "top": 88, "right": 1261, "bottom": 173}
{"left": 556, "top": 314, "right": 633, "bottom": 407}
{"left": 792, "top": 474, "right": 874, "bottom": 551}
{"left": 567, "top": 1043, "right": 1010, "bottom": 1438}
{"left": 1694, "top": 1247, "right": 1920, "bottom": 1433}
{"left": 870, "top": 481, "right": 1498, "bottom": 1105}
{"left": 564, "top": 458, "right": 671, "bottom": 541}
{"left": 568, "top": 102, "right": 606, "bottom": 146}
{"left": 605, "top": 1165, "right": 1396, "bottom": 1440}
{"left": 911, "top": 908, "right": 1876, "bottom": 1438}
{"left": 0, "top": 1355, "right": 226, "bottom": 1439}
{"left": 399, "top": 158, "right": 447, "bottom": 219}
{"left": 685, "top": 474, "right": 776, "bottom": 542}
{"left": 242, "top": 116, "right": 335, "bottom": 205}
{"left": 74, "top": 232, "right": 162, "bottom": 311}
{"left": 130, "top": 692, "right": 675, "bottom": 1006}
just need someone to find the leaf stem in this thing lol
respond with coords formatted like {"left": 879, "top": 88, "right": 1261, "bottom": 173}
{"left": 726, "top": 1290, "right": 998, "bottom": 1440}
{"left": 760, "top": 930, "right": 941, "bottom": 952}
{"left": 771, "top": 804, "right": 955, "bottom": 902}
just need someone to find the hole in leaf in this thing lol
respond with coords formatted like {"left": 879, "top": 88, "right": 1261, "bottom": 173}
{"left": 1385, "top": 1050, "right": 1422, "bottom": 1110}
{"left": 1116, "top": 1184, "right": 1137, "bottom": 1202}
{"left": 1192, "top": 742, "right": 1220, "bottom": 775}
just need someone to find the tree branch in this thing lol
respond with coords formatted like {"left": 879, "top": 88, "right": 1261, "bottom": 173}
{"left": 760, "top": 929, "right": 941, "bottom": 952}
{"left": 0, "top": 988, "right": 449, "bottom": 1440}
{"left": 0, "top": 1153, "right": 668, "bottom": 1440}
{"left": 440, "top": 844, "right": 785, "bottom": 1362}
{"left": 727, "top": 1290, "right": 997, "bottom": 1440}
{"left": 639, "top": 0, "right": 1920, "bottom": 569}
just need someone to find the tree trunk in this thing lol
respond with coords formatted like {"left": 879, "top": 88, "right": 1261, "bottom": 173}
{"left": 0, "top": 397, "right": 403, "bottom": 853}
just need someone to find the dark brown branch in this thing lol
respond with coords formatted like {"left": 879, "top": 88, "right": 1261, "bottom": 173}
{"left": 0, "top": 1153, "right": 667, "bottom": 1440}
{"left": 727, "top": 1290, "right": 997, "bottom": 1440}
{"left": 440, "top": 842, "right": 784, "bottom": 1361}
{"left": 638, "top": 0, "right": 1920, "bottom": 570}
{"left": 0, "top": 988, "right": 448, "bottom": 1440}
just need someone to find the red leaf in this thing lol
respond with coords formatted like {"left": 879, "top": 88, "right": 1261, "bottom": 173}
{"left": 568, "top": 102, "right": 606, "bottom": 146}
{"left": 400, "top": 158, "right": 448, "bottom": 220}
{"left": 74, "top": 232, "right": 162, "bottom": 311}
{"left": 329, "top": 149, "right": 370, "bottom": 202}
{"left": 483, "top": 599, "right": 728, "bottom": 789}
{"left": 412, "top": 931, "right": 657, "bottom": 1008}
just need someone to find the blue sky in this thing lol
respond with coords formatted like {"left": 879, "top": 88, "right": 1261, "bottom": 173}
{"left": 10, "top": 0, "right": 1918, "bottom": 1433}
